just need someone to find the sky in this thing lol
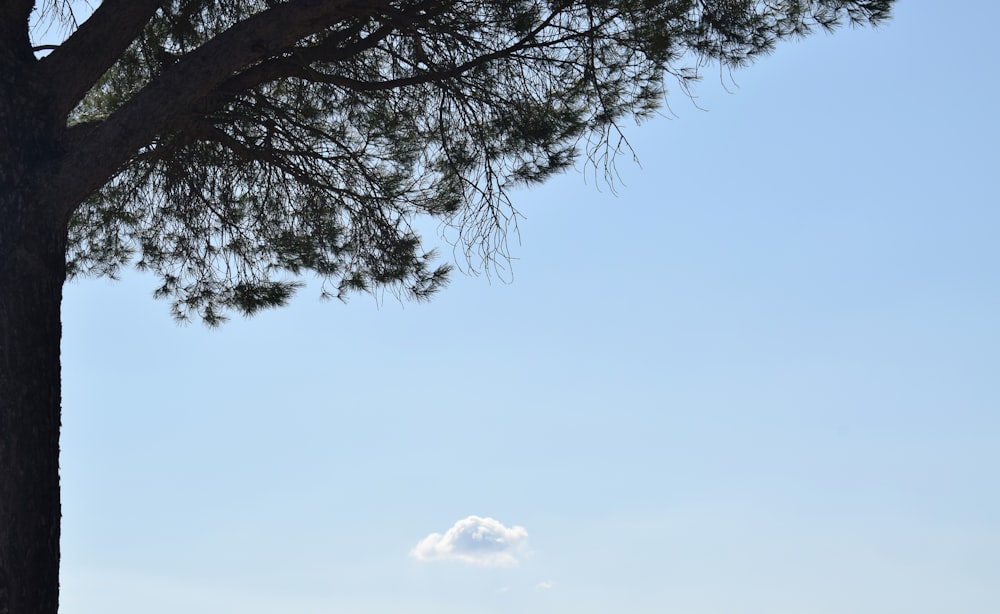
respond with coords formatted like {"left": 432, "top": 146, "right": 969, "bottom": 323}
{"left": 52, "top": 2, "right": 999, "bottom": 613}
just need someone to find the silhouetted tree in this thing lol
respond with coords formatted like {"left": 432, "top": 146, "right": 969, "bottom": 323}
{"left": 0, "top": 1, "right": 893, "bottom": 611}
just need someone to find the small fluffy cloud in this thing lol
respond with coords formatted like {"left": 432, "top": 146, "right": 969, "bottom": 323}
{"left": 411, "top": 515, "right": 528, "bottom": 567}
{"left": 535, "top": 581, "right": 554, "bottom": 590}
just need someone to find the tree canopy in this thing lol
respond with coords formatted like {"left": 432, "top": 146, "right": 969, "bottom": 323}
{"left": 32, "top": 0, "right": 893, "bottom": 323}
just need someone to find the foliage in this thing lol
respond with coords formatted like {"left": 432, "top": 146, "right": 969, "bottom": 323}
{"left": 45, "top": 0, "right": 893, "bottom": 324}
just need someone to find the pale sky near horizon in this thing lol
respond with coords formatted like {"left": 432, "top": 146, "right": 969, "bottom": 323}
{"left": 53, "top": 2, "right": 998, "bottom": 613}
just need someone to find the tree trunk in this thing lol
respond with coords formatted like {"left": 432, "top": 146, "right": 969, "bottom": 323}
{"left": 0, "top": 174, "right": 67, "bottom": 614}
{"left": 0, "top": 196, "right": 65, "bottom": 614}
{"left": 0, "top": 38, "right": 66, "bottom": 614}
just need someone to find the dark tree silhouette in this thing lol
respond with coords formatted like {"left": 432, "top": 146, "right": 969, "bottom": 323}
{"left": 0, "top": 1, "right": 893, "bottom": 611}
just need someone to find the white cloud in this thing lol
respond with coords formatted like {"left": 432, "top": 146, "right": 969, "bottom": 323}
{"left": 535, "top": 581, "right": 554, "bottom": 590}
{"left": 410, "top": 515, "right": 529, "bottom": 567}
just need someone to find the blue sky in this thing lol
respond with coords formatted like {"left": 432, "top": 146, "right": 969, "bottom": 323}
{"left": 55, "top": 2, "right": 998, "bottom": 613}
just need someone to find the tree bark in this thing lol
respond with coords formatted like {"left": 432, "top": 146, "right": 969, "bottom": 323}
{"left": 0, "top": 206, "right": 65, "bottom": 614}
{"left": 0, "top": 35, "right": 66, "bottom": 614}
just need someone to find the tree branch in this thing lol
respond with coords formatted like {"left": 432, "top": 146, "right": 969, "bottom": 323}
{"left": 36, "top": 0, "right": 163, "bottom": 117}
{"left": 213, "top": 4, "right": 571, "bottom": 99}
{"left": 214, "top": 0, "right": 446, "bottom": 96}
{"left": 47, "top": 0, "right": 382, "bottom": 223}
{"left": 0, "top": 0, "right": 35, "bottom": 60}
{"left": 213, "top": 21, "right": 395, "bottom": 97}
{"left": 233, "top": 11, "right": 586, "bottom": 95}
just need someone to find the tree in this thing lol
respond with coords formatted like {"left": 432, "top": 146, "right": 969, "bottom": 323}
{"left": 1, "top": 1, "right": 893, "bottom": 611}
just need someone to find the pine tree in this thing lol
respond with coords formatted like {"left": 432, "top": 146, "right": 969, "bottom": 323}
{"left": 0, "top": 1, "right": 893, "bottom": 611}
